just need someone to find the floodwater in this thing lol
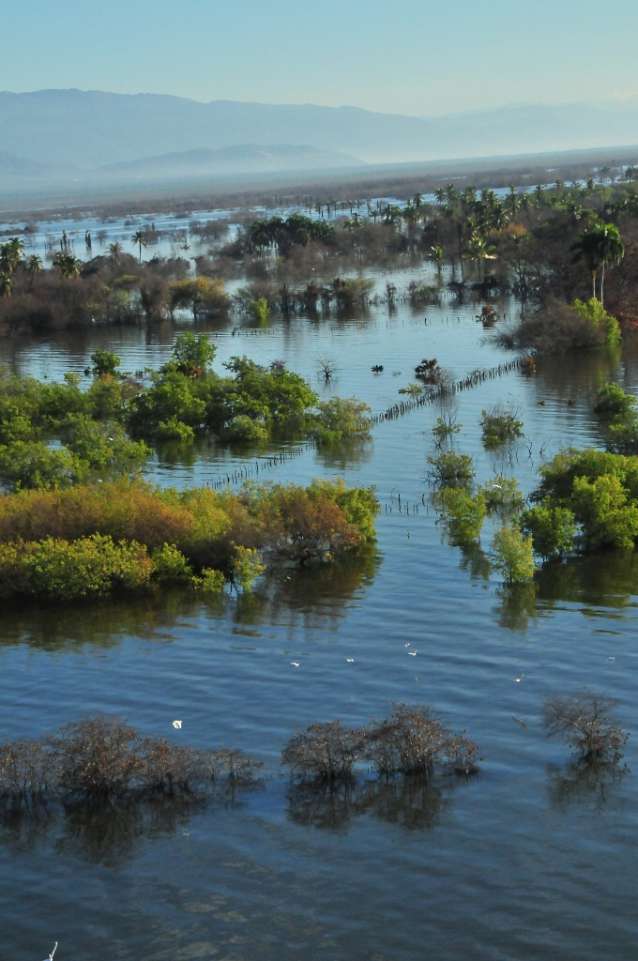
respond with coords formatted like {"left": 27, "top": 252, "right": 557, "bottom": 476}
{"left": 1, "top": 255, "right": 638, "bottom": 960}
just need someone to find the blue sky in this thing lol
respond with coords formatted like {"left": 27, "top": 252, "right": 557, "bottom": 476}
{"left": 3, "top": 0, "right": 638, "bottom": 116}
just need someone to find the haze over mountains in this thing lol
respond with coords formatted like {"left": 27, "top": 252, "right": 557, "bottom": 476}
{"left": 1, "top": 89, "right": 638, "bottom": 196}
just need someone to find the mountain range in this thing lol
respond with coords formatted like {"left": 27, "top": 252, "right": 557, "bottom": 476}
{"left": 1, "top": 89, "right": 638, "bottom": 196}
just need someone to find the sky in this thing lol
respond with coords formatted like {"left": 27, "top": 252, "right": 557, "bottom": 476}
{"left": 3, "top": 0, "right": 638, "bottom": 117}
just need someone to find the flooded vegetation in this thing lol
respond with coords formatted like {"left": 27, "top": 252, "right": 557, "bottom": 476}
{"left": 2, "top": 171, "right": 638, "bottom": 960}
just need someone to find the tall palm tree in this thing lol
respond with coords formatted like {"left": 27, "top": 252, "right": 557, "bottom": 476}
{"left": 571, "top": 223, "right": 624, "bottom": 305}
{"left": 131, "top": 230, "right": 147, "bottom": 264}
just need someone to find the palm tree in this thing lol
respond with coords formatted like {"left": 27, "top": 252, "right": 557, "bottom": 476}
{"left": 571, "top": 223, "right": 624, "bottom": 305}
{"left": 0, "top": 236, "right": 25, "bottom": 277}
{"left": 27, "top": 254, "right": 43, "bottom": 288}
{"left": 55, "top": 253, "right": 82, "bottom": 279}
{"left": 108, "top": 241, "right": 123, "bottom": 263}
{"left": 132, "top": 230, "right": 147, "bottom": 264}
{"left": 430, "top": 245, "right": 444, "bottom": 279}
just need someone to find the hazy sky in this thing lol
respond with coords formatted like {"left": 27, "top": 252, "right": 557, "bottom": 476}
{"left": 3, "top": 0, "right": 638, "bottom": 116}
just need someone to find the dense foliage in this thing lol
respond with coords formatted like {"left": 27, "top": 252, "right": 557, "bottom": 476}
{"left": 0, "top": 334, "right": 372, "bottom": 490}
{"left": 0, "top": 477, "right": 378, "bottom": 602}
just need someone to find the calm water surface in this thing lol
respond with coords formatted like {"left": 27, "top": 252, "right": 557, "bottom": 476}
{"left": 1, "top": 277, "right": 638, "bottom": 960}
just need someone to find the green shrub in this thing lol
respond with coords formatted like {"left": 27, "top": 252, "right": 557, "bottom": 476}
{"left": 480, "top": 475, "right": 525, "bottom": 513}
{"left": 151, "top": 543, "right": 194, "bottom": 583}
{"left": 521, "top": 502, "right": 577, "bottom": 559}
{"left": 427, "top": 450, "right": 475, "bottom": 487}
{"left": 311, "top": 397, "right": 373, "bottom": 445}
{"left": 194, "top": 567, "right": 226, "bottom": 595}
{"left": 155, "top": 417, "right": 195, "bottom": 442}
{"left": 573, "top": 298, "right": 621, "bottom": 347}
{"left": 0, "top": 534, "right": 153, "bottom": 601}
{"left": 434, "top": 488, "right": 486, "bottom": 544}
{"left": 571, "top": 473, "right": 638, "bottom": 550}
{"left": 221, "top": 415, "right": 269, "bottom": 443}
{"left": 90, "top": 350, "right": 121, "bottom": 377}
{"left": 231, "top": 545, "right": 266, "bottom": 591}
{"left": 480, "top": 405, "right": 524, "bottom": 448}
{"left": 248, "top": 298, "right": 271, "bottom": 324}
{"left": 594, "top": 382, "right": 637, "bottom": 418}
{"left": 491, "top": 525, "right": 536, "bottom": 583}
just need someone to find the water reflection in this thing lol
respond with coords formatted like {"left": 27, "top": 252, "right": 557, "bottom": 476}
{"left": 0, "top": 551, "right": 381, "bottom": 651}
{"left": 493, "top": 584, "right": 538, "bottom": 632}
{"left": 0, "top": 796, "right": 205, "bottom": 866}
{"left": 286, "top": 775, "right": 460, "bottom": 834}
{"left": 536, "top": 553, "right": 638, "bottom": 610}
{"left": 0, "top": 590, "right": 209, "bottom": 653}
{"left": 314, "top": 437, "right": 374, "bottom": 471}
{"left": 546, "top": 759, "right": 629, "bottom": 813}
{"left": 233, "top": 548, "right": 381, "bottom": 630}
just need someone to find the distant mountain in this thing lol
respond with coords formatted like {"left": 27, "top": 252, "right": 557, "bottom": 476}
{"left": 93, "top": 144, "right": 362, "bottom": 181}
{"left": 0, "top": 149, "right": 77, "bottom": 178}
{"left": 2, "top": 90, "right": 638, "bottom": 196}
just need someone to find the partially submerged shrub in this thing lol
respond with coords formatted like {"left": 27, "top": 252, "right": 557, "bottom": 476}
{"left": 480, "top": 405, "right": 524, "bottom": 448}
{"left": 0, "top": 534, "right": 154, "bottom": 601}
{"left": 480, "top": 475, "right": 525, "bottom": 513}
{"left": 491, "top": 524, "right": 536, "bottom": 583}
{"left": 543, "top": 690, "right": 628, "bottom": 762}
{"left": 49, "top": 715, "right": 144, "bottom": 801}
{"left": 282, "top": 721, "right": 364, "bottom": 783}
{"left": 434, "top": 488, "right": 486, "bottom": 544}
{"left": 363, "top": 704, "right": 479, "bottom": 778}
{"left": 521, "top": 502, "right": 578, "bottom": 559}
{"left": 593, "top": 383, "right": 638, "bottom": 455}
{"left": 311, "top": 397, "right": 373, "bottom": 445}
{"left": 427, "top": 450, "right": 475, "bottom": 487}
{"left": 432, "top": 413, "right": 461, "bottom": 445}
{"left": 501, "top": 299, "right": 620, "bottom": 354}
{"left": 0, "top": 713, "right": 262, "bottom": 810}
{"left": 594, "top": 382, "right": 637, "bottom": 419}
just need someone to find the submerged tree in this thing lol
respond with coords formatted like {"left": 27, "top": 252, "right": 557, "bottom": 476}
{"left": 543, "top": 690, "right": 628, "bottom": 762}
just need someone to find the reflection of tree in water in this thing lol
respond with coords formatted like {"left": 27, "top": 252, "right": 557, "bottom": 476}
{"left": 530, "top": 348, "right": 620, "bottom": 409}
{"left": 233, "top": 546, "right": 381, "bottom": 630}
{"left": 459, "top": 544, "right": 491, "bottom": 581}
{"left": 546, "top": 759, "right": 628, "bottom": 813}
{"left": 536, "top": 552, "right": 638, "bottom": 611}
{"left": 314, "top": 437, "right": 374, "bottom": 472}
{"left": 54, "top": 795, "right": 206, "bottom": 866}
{"left": 493, "top": 583, "right": 538, "bottom": 632}
{"left": 0, "top": 796, "right": 205, "bottom": 867}
{"left": 286, "top": 775, "right": 457, "bottom": 833}
{"left": 0, "top": 805, "right": 54, "bottom": 855}
{"left": 286, "top": 781, "right": 355, "bottom": 833}
{"left": 356, "top": 776, "right": 449, "bottom": 831}
{"left": 0, "top": 589, "right": 209, "bottom": 654}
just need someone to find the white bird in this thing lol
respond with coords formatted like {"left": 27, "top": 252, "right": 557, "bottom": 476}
{"left": 172, "top": 720, "right": 182, "bottom": 729}
{"left": 487, "top": 484, "right": 502, "bottom": 490}
{"left": 291, "top": 662, "right": 300, "bottom": 667}
{"left": 346, "top": 658, "right": 354, "bottom": 663}
{"left": 409, "top": 651, "right": 417, "bottom": 656}
{"left": 43, "top": 944, "right": 58, "bottom": 961}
